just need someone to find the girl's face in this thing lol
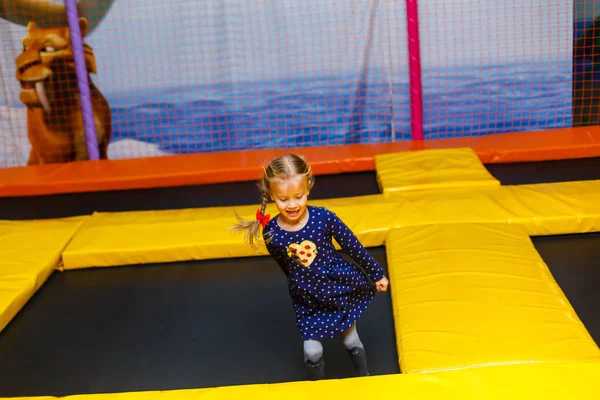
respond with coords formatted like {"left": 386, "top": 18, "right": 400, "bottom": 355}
{"left": 269, "top": 174, "right": 310, "bottom": 225}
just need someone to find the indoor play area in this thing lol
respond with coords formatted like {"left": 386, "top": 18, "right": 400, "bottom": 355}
{"left": 0, "top": 1, "right": 599, "bottom": 399}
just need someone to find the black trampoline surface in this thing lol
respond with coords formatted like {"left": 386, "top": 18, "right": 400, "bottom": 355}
{"left": 0, "top": 249, "right": 396, "bottom": 397}
{"left": 531, "top": 233, "right": 600, "bottom": 346}
{"left": 485, "top": 156, "right": 600, "bottom": 185}
{"left": 0, "top": 156, "right": 599, "bottom": 397}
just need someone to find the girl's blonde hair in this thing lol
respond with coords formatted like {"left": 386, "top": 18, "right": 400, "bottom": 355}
{"left": 230, "top": 153, "right": 315, "bottom": 251}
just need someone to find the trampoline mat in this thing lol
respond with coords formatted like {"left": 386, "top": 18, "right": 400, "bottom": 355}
{"left": 532, "top": 232, "right": 600, "bottom": 347}
{"left": 485, "top": 156, "right": 600, "bottom": 185}
{"left": 0, "top": 248, "right": 398, "bottom": 397}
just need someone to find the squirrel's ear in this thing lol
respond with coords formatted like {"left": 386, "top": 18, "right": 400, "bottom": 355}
{"left": 79, "top": 17, "right": 88, "bottom": 37}
{"left": 27, "top": 21, "right": 37, "bottom": 33}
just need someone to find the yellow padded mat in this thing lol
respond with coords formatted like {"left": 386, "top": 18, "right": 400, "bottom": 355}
{"left": 61, "top": 180, "right": 600, "bottom": 269}
{"left": 506, "top": 180, "right": 600, "bottom": 235}
{"left": 391, "top": 180, "right": 600, "bottom": 235}
{"left": 4, "top": 361, "right": 600, "bottom": 400}
{"left": 60, "top": 195, "right": 398, "bottom": 269}
{"left": 386, "top": 223, "right": 600, "bottom": 374}
{"left": 375, "top": 148, "right": 500, "bottom": 193}
{"left": 0, "top": 216, "right": 87, "bottom": 333}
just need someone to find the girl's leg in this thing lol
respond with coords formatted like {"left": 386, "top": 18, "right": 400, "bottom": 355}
{"left": 340, "top": 322, "right": 364, "bottom": 350}
{"left": 340, "top": 323, "right": 369, "bottom": 376}
{"left": 303, "top": 339, "right": 324, "bottom": 380}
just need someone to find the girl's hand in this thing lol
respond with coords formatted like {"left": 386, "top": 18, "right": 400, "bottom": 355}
{"left": 376, "top": 276, "right": 389, "bottom": 292}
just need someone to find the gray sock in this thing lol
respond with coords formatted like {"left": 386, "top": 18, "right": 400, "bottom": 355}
{"left": 303, "top": 339, "right": 323, "bottom": 363}
{"left": 340, "top": 323, "right": 364, "bottom": 350}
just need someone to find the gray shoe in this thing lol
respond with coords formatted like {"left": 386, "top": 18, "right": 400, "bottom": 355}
{"left": 348, "top": 347, "right": 370, "bottom": 376}
{"left": 305, "top": 357, "right": 325, "bottom": 380}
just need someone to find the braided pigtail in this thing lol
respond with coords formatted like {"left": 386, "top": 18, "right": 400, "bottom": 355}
{"left": 230, "top": 182, "right": 271, "bottom": 252}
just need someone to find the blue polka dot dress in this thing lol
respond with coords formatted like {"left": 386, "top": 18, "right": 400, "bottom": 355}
{"left": 263, "top": 206, "right": 385, "bottom": 340}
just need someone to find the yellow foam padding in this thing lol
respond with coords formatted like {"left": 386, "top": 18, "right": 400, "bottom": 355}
{"left": 386, "top": 223, "right": 600, "bottom": 374}
{"left": 4, "top": 361, "right": 600, "bottom": 400}
{"left": 61, "top": 179, "right": 600, "bottom": 269}
{"left": 391, "top": 179, "right": 600, "bottom": 236}
{"left": 60, "top": 195, "right": 399, "bottom": 269}
{"left": 0, "top": 216, "right": 88, "bottom": 333}
{"left": 506, "top": 180, "right": 600, "bottom": 235}
{"left": 375, "top": 148, "right": 500, "bottom": 193}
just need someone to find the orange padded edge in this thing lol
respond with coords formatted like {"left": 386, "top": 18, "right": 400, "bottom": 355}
{"left": 1, "top": 126, "right": 600, "bottom": 197}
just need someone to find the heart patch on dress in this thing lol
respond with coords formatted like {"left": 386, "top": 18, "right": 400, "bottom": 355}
{"left": 287, "top": 240, "right": 318, "bottom": 267}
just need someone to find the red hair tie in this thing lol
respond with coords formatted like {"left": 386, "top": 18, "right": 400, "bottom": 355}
{"left": 256, "top": 209, "right": 270, "bottom": 228}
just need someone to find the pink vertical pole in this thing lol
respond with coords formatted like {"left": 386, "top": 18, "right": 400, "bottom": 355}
{"left": 405, "top": 0, "right": 424, "bottom": 140}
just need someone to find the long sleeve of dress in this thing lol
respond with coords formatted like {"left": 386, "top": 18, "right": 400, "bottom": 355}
{"left": 326, "top": 210, "right": 386, "bottom": 282}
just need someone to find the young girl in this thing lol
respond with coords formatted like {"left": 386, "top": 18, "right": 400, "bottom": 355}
{"left": 232, "top": 154, "right": 389, "bottom": 380}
